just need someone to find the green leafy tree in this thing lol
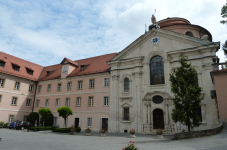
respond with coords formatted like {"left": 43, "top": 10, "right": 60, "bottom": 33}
{"left": 169, "top": 54, "right": 203, "bottom": 132}
{"left": 57, "top": 106, "right": 73, "bottom": 128}
{"left": 40, "top": 113, "right": 53, "bottom": 126}
{"left": 223, "top": 40, "right": 227, "bottom": 57}
{"left": 38, "top": 108, "right": 52, "bottom": 127}
{"left": 27, "top": 112, "right": 39, "bottom": 125}
{"left": 221, "top": 1, "right": 227, "bottom": 24}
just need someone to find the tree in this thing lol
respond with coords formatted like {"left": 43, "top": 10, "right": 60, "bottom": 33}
{"left": 57, "top": 106, "right": 73, "bottom": 128}
{"left": 40, "top": 113, "right": 53, "bottom": 126}
{"left": 38, "top": 108, "right": 52, "bottom": 127}
{"left": 27, "top": 112, "right": 39, "bottom": 125}
{"left": 223, "top": 40, "right": 227, "bottom": 57}
{"left": 169, "top": 54, "right": 203, "bottom": 132}
{"left": 220, "top": 1, "right": 227, "bottom": 24}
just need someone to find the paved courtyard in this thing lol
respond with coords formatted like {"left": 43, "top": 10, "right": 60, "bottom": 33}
{"left": 0, "top": 125, "right": 227, "bottom": 150}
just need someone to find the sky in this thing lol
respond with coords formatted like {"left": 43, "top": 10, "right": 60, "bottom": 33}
{"left": 0, "top": 0, "right": 226, "bottom": 66}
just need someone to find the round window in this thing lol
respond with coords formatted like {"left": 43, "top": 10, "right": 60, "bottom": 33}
{"left": 152, "top": 96, "right": 163, "bottom": 104}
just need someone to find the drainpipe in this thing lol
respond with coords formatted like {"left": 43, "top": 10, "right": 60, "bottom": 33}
{"left": 32, "top": 81, "right": 38, "bottom": 112}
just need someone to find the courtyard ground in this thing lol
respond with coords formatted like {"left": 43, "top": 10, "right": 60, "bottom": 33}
{"left": 0, "top": 125, "right": 227, "bottom": 150}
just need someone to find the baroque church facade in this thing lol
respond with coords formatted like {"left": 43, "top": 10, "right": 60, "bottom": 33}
{"left": 0, "top": 17, "right": 221, "bottom": 133}
{"left": 108, "top": 17, "right": 220, "bottom": 133}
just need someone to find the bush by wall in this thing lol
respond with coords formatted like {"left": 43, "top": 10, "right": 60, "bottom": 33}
{"left": 40, "top": 113, "right": 53, "bottom": 127}
{"left": 30, "top": 126, "right": 52, "bottom": 131}
{"left": 3, "top": 123, "right": 9, "bottom": 128}
{"left": 76, "top": 126, "right": 81, "bottom": 132}
{"left": 0, "top": 122, "right": 4, "bottom": 127}
{"left": 52, "top": 128, "right": 71, "bottom": 133}
{"left": 27, "top": 112, "right": 39, "bottom": 125}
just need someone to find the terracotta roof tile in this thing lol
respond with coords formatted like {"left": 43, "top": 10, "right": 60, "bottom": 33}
{"left": 61, "top": 57, "right": 79, "bottom": 66}
{"left": 0, "top": 51, "right": 44, "bottom": 81}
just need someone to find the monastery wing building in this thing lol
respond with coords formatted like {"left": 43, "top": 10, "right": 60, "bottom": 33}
{"left": 0, "top": 17, "right": 221, "bottom": 133}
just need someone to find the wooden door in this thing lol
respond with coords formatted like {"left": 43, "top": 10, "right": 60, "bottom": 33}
{"left": 153, "top": 109, "right": 164, "bottom": 129}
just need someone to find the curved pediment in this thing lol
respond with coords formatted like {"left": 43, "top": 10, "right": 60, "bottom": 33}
{"left": 142, "top": 91, "right": 172, "bottom": 101}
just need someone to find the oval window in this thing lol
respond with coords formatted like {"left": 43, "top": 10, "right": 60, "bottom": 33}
{"left": 152, "top": 96, "right": 163, "bottom": 104}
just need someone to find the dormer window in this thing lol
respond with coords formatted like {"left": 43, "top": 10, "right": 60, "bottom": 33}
{"left": 46, "top": 70, "right": 55, "bottom": 76}
{"left": 185, "top": 32, "right": 193, "bottom": 37}
{"left": 12, "top": 64, "right": 20, "bottom": 72}
{"left": 0, "top": 61, "right": 5, "bottom": 68}
{"left": 80, "top": 65, "right": 89, "bottom": 71}
{"left": 62, "top": 66, "right": 68, "bottom": 74}
{"left": 26, "top": 68, "right": 34, "bottom": 76}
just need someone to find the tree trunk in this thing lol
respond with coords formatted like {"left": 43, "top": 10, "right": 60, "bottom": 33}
{"left": 187, "top": 117, "right": 190, "bottom": 132}
{"left": 64, "top": 118, "right": 67, "bottom": 128}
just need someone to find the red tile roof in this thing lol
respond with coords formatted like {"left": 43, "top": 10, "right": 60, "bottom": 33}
{"left": 61, "top": 57, "right": 79, "bottom": 66}
{"left": 0, "top": 51, "right": 44, "bottom": 81}
{"left": 38, "top": 53, "right": 116, "bottom": 81}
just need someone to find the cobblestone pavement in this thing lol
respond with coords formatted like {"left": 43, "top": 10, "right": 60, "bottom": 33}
{"left": 0, "top": 125, "right": 227, "bottom": 150}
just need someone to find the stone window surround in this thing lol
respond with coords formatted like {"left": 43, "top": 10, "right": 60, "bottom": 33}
{"left": 120, "top": 75, "right": 132, "bottom": 94}
{"left": 78, "top": 80, "right": 83, "bottom": 90}
{"left": 11, "top": 96, "right": 18, "bottom": 106}
{"left": 88, "top": 96, "right": 94, "bottom": 107}
{"left": 87, "top": 117, "right": 92, "bottom": 127}
{"left": 47, "top": 84, "right": 52, "bottom": 93}
{"left": 45, "top": 99, "right": 49, "bottom": 107}
{"left": 28, "top": 84, "right": 34, "bottom": 92}
{"left": 67, "top": 82, "right": 72, "bottom": 91}
{"left": 0, "top": 94, "right": 2, "bottom": 104}
{"left": 104, "top": 78, "right": 109, "bottom": 87}
{"left": 55, "top": 98, "right": 60, "bottom": 107}
{"left": 0, "top": 78, "right": 6, "bottom": 88}
{"left": 120, "top": 103, "right": 132, "bottom": 122}
{"left": 38, "top": 85, "right": 42, "bottom": 93}
{"left": 65, "top": 97, "right": 70, "bottom": 107}
{"left": 57, "top": 83, "right": 62, "bottom": 92}
{"left": 76, "top": 97, "right": 81, "bottom": 107}
{"left": 26, "top": 99, "right": 32, "bottom": 107}
{"left": 8, "top": 114, "right": 15, "bottom": 123}
{"left": 89, "top": 79, "right": 95, "bottom": 89}
{"left": 14, "top": 81, "right": 20, "bottom": 90}
{"left": 36, "top": 99, "right": 40, "bottom": 107}
{"left": 103, "top": 96, "right": 109, "bottom": 106}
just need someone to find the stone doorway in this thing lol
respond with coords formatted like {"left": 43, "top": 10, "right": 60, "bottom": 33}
{"left": 102, "top": 118, "right": 108, "bottom": 131}
{"left": 74, "top": 118, "right": 79, "bottom": 128}
{"left": 153, "top": 109, "right": 164, "bottom": 129}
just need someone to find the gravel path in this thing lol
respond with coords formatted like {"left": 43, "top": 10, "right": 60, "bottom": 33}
{"left": 0, "top": 126, "right": 227, "bottom": 150}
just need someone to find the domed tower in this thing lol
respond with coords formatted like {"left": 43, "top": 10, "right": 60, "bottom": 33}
{"left": 157, "top": 17, "right": 212, "bottom": 41}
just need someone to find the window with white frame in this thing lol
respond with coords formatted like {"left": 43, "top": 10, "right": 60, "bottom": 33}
{"left": 57, "top": 83, "right": 61, "bottom": 91}
{"left": 26, "top": 99, "right": 31, "bottom": 107}
{"left": 65, "top": 98, "right": 70, "bottom": 106}
{"left": 88, "top": 97, "right": 93, "bottom": 106}
{"left": 89, "top": 79, "right": 94, "bottom": 89}
{"left": 47, "top": 84, "right": 51, "bottom": 92}
{"left": 76, "top": 97, "right": 81, "bottom": 106}
{"left": 104, "top": 78, "right": 109, "bottom": 87}
{"left": 87, "top": 117, "right": 92, "bottom": 127}
{"left": 104, "top": 96, "right": 109, "bottom": 106}
{"left": 55, "top": 98, "right": 60, "bottom": 106}
{"left": 78, "top": 81, "right": 82, "bottom": 90}
{"left": 0, "top": 78, "right": 5, "bottom": 87}
{"left": 62, "top": 66, "right": 68, "bottom": 73}
{"left": 36, "top": 100, "right": 40, "bottom": 107}
{"left": 8, "top": 115, "right": 14, "bottom": 123}
{"left": 45, "top": 99, "right": 49, "bottom": 107}
{"left": 38, "top": 85, "right": 42, "bottom": 93}
{"left": 29, "top": 85, "right": 33, "bottom": 92}
{"left": 11, "top": 97, "right": 17, "bottom": 105}
{"left": 67, "top": 82, "right": 72, "bottom": 91}
{"left": 14, "top": 82, "right": 20, "bottom": 90}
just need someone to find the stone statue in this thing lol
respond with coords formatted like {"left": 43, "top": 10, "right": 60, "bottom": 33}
{"left": 152, "top": 14, "right": 157, "bottom": 24}
{"left": 201, "top": 34, "right": 209, "bottom": 40}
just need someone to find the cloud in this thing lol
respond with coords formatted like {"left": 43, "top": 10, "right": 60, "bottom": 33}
{"left": 0, "top": 0, "right": 226, "bottom": 67}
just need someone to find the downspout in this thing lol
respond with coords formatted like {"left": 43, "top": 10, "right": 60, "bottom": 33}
{"left": 32, "top": 81, "right": 38, "bottom": 112}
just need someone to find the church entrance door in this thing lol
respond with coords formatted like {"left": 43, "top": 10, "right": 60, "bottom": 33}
{"left": 153, "top": 109, "right": 164, "bottom": 129}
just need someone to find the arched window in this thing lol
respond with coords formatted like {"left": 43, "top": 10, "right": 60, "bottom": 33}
{"left": 150, "top": 56, "right": 165, "bottom": 85}
{"left": 185, "top": 32, "right": 193, "bottom": 37}
{"left": 124, "top": 78, "right": 130, "bottom": 92}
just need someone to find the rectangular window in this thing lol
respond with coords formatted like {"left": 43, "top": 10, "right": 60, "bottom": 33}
{"left": 0, "top": 61, "right": 5, "bottom": 68}
{"left": 87, "top": 118, "right": 92, "bottom": 127}
{"left": 78, "top": 81, "right": 82, "bottom": 90}
{"left": 88, "top": 96, "right": 93, "bottom": 106}
{"left": 123, "top": 108, "right": 129, "bottom": 121}
{"left": 67, "top": 82, "right": 72, "bottom": 91}
{"left": 0, "top": 78, "right": 5, "bottom": 87}
{"left": 45, "top": 99, "right": 49, "bottom": 107}
{"left": 54, "top": 117, "right": 58, "bottom": 126}
{"left": 38, "top": 85, "right": 42, "bottom": 93}
{"left": 0, "top": 95, "right": 2, "bottom": 104}
{"left": 8, "top": 115, "right": 14, "bottom": 123}
{"left": 14, "top": 82, "right": 20, "bottom": 90}
{"left": 76, "top": 97, "right": 81, "bottom": 106}
{"left": 89, "top": 79, "right": 95, "bottom": 89}
{"left": 26, "top": 68, "right": 34, "bottom": 76}
{"left": 55, "top": 98, "right": 60, "bottom": 107}
{"left": 57, "top": 83, "right": 61, "bottom": 91}
{"left": 47, "top": 84, "right": 51, "bottom": 92}
{"left": 12, "top": 64, "right": 20, "bottom": 72}
{"left": 65, "top": 98, "right": 70, "bottom": 106}
{"left": 24, "top": 116, "right": 27, "bottom": 121}
{"left": 36, "top": 100, "right": 40, "bottom": 107}
{"left": 29, "top": 85, "right": 33, "bottom": 92}
{"left": 26, "top": 99, "right": 31, "bottom": 107}
{"left": 104, "top": 78, "right": 109, "bottom": 87}
{"left": 62, "top": 66, "right": 68, "bottom": 73}
{"left": 104, "top": 96, "right": 109, "bottom": 106}
{"left": 11, "top": 97, "right": 17, "bottom": 105}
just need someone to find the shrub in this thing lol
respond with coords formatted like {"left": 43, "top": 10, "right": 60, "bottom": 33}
{"left": 0, "top": 121, "right": 4, "bottom": 127}
{"left": 123, "top": 141, "right": 138, "bottom": 150}
{"left": 40, "top": 113, "right": 53, "bottom": 127}
{"left": 30, "top": 126, "right": 52, "bottom": 131}
{"left": 3, "top": 123, "right": 9, "bottom": 128}
{"left": 27, "top": 112, "right": 39, "bottom": 125}
{"left": 76, "top": 126, "right": 81, "bottom": 132}
{"left": 52, "top": 128, "right": 71, "bottom": 133}
{"left": 129, "top": 129, "right": 136, "bottom": 135}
